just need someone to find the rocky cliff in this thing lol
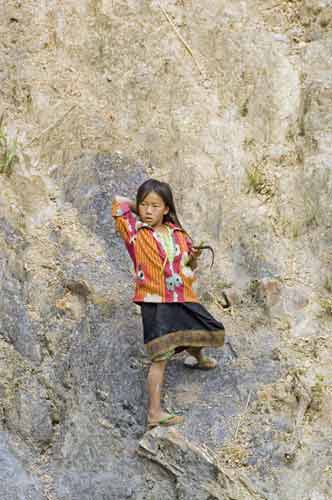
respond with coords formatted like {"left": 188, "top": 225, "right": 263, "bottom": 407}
{"left": 1, "top": 1, "right": 332, "bottom": 499}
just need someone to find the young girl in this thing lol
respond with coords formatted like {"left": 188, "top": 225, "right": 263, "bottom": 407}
{"left": 112, "top": 179, "right": 225, "bottom": 430}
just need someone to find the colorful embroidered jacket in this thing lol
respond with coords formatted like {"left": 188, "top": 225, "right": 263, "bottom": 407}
{"left": 112, "top": 198, "right": 199, "bottom": 303}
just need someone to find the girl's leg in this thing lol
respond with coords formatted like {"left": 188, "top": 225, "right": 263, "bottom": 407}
{"left": 147, "top": 359, "right": 170, "bottom": 421}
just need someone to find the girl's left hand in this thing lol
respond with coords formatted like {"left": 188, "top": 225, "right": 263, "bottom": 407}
{"left": 191, "top": 248, "right": 202, "bottom": 258}
{"left": 188, "top": 248, "right": 202, "bottom": 270}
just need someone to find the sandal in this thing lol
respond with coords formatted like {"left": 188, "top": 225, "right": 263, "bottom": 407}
{"left": 147, "top": 414, "right": 185, "bottom": 430}
{"left": 184, "top": 355, "right": 218, "bottom": 370}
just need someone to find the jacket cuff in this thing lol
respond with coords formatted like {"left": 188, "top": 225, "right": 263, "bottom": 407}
{"left": 111, "top": 199, "right": 133, "bottom": 217}
{"left": 185, "top": 234, "right": 195, "bottom": 257}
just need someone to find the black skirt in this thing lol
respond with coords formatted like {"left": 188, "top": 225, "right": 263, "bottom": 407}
{"left": 139, "top": 302, "right": 225, "bottom": 359}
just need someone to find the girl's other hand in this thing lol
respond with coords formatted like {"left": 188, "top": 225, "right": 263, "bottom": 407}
{"left": 191, "top": 247, "right": 202, "bottom": 258}
{"left": 115, "top": 195, "right": 136, "bottom": 212}
{"left": 188, "top": 248, "right": 202, "bottom": 270}
{"left": 192, "top": 240, "right": 204, "bottom": 259}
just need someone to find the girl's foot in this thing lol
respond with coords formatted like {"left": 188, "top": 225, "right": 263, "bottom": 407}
{"left": 185, "top": 347, "right": 218, "bottom": 369}
{"left": 147, "top": 411, "right": 185, "bottom": 429}
{"left": 184, "top": 355, "right": 218, "bottom": 370}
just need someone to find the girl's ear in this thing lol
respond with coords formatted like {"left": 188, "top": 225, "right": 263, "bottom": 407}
{"left": 164, "top": 206, "right": 170, "bottom": 215}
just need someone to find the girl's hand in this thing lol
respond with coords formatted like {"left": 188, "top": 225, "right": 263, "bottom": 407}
{"left": 115, "top": 195, "right": 132, "bottom": 204}
{"left": 188, "top": 248, "right": 202, "bottom": 270}
{"left": 191, "top": 241, "right": 215, "bottom": 269}
{"left": 115, "top": 195, "right": 136, "bottom": 212}
{"left": 191, "top": 247, "right": 203, "bottom": 258}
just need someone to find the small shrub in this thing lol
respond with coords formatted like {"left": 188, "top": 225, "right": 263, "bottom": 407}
{"left": 246, "top": 165, "right": 264, "bottom": 192}
{"left": 0, "top": 114, "right": 18, "bottom": 176}
{"left": 278, "top": 217, "right": 302, "bottom": 239}
{"left": 319, "top": 297, "right": 332, "bottom": 316}
{"left": 303, "top": 193, "right": 319, "bottom": 228}
{"left": 246, "top": 164, "right": 274, "bottom": 197}
{"left": 323, "top": 277, "right": 332, "bottom": 294}
{"left": 247, "top": 279, "right": 260, "bottom": 300}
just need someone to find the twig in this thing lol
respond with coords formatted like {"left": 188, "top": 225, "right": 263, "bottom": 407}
{"left": 234, "top": 390, "right": 252, "bottom": 440}
{"left": 26, "top": 104, "right": 78, "bottom": 146}
{"left": 238, "top": 473, "right": 268, "bottom": 500}
{"left": 159, "top": 4, "right": 204, "bottom": 76}
{"left": 263, "top": 3, "right": 282, "bottom": 12}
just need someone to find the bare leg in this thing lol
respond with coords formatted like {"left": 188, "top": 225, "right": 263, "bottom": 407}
{"left": 146, "top": 359, "right": 185, "bottom": 428}
{"left": 147, "top": 360, "right": 171, "bottom": 422}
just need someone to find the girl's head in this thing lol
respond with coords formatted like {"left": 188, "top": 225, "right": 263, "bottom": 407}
{"left": 136, "top": 179, "right": 215, "bottom": 265}
{"left": 136, "top": 179, "right": 183, "bottom": 229}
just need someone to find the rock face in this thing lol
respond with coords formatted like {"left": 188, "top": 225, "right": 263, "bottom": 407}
{"left": 1, "top": 1, "right": 332, "bottom": 499}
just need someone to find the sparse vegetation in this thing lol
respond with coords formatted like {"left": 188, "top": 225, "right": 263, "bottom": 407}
{"left": 243, "top": 136, "right": 255, "bottom": 149}
{"left": 0, "top": 114, "right": 18, "bottom": 176}
{"left": 246, "top": 165, "right": 265, "bottom": 192}
{"left": 309, "top": 375, "right": 326, "bottom": 414}
{"left": 304, "top": 193, "right": 319, "bottom": 228}
{"left": 245, "top": 164, "right": 274, "bottom": 198}
{"left": 319, "top": 297, "right": 332, "bottom": 316}
{"left": 247, "top": 279, "right": 260, "bottom": 300}
{"left": 240, "top": 97, "right": 249, "bottom": 117}
{"left": 290, "top": 223, "right": 300, "bottom": 239}
{"left": 273, "top": 315, "right": 292, "bottom": 332}
{"left": 277, "top": 217, "right": 302, "bottom": 239}
{"left": 323, "top": 277, "right": 332, "bottom": 294}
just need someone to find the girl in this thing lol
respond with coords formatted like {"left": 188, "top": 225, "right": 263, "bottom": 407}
{"left": 112, "top": 179, "right": 225, "bottom": 430}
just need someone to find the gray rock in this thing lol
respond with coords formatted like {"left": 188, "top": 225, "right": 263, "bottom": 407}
{"left": 0, "top": 433, "right": 42, "bottom": 500}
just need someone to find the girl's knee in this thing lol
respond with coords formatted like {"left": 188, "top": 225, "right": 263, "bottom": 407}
{"left": 150, "top": 348, "right": 175, "bottom": 363}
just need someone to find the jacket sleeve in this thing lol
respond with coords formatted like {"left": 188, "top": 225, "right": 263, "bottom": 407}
{"left": 111, "top": 198, "right": 138, "bottom": 263}
{"left": 184, "top": 232, "right": 195, "bottom": 258}
{"left": 184, "top": 232, "right": 198, "bottom": 270}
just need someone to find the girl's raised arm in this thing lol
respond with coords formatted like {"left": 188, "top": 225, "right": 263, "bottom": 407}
{"left": 114, "top": 195, "right": 137, "bottom": 213}
{"left": 111, "top": 196, "right": 139, "bottom": 261}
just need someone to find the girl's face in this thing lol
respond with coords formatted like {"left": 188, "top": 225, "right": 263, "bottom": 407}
{"left": 138, "top": 191, "right": 169, "bottom": 228}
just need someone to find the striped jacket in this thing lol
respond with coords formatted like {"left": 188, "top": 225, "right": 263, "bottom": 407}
{"left": 112, "top": 199, "right": 199, "bottom": 303}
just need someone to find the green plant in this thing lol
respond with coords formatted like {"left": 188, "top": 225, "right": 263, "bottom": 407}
{"left": 240, "top": 97, "right": 249, "bottom": 117}
{"left": 243, "top": 137, "right": 255, "bottom": 149}
{"left": 319, "top": 297, "right": 332, "bottom": 316}
{"left": 246, "top": 165, "right": 264, "bottom": 192}
{"left": 278, "top": 217, "right": 301, "bottom": 239}
{"left": 291, "top": 222, "right": 300, "bottom": 239}
{"left": 246, "top": 164, "right": 273, "bottom": 197}
{"left": 303, "top": 193, "right": 319, "bottom": 228}
{"left": 0, "top": 114, "right": 18, "bottom": 176}
{"left": 247, "top": 279, "right": 260, "bottom": 299}
{"left": 323, "top": 277, "right": 332, "bottom": 294}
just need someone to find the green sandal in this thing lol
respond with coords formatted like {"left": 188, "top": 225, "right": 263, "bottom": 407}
{"left": 147, "top": 414, "right": 185, "bottom": 430}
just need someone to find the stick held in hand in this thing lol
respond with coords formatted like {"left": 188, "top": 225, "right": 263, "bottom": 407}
{"left": 192, "top": 241, "right": 215, "bottom": 269}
